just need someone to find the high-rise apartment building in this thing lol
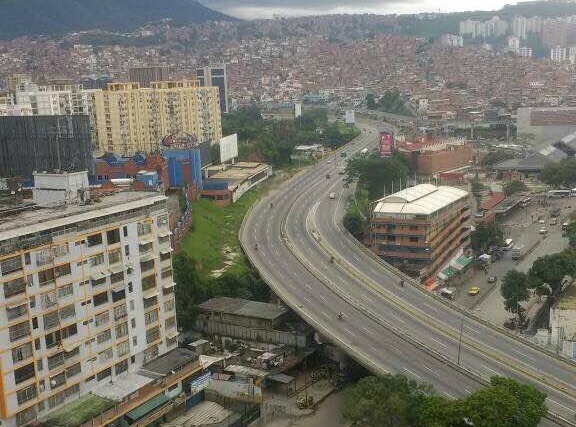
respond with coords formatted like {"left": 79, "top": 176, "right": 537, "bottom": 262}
{"left": 371, "top": 184, "right": 471, "bottom": 279}
{"left": 0, "top": 172, "right": 178, "bottom": 427}
{"left": 128, "top": 67, "right": 171, "bottom": 89}
{"left": 14, "top": 81, "right": 94, "bottom": 116}
{"left": 196, "top": 66, "right": 228, "bottom": 113}
{"left": 92, "top": 81, "right": 222, "bottom": 156}
{"left": 551, "top": 46, "right": 568, "bottom": 62}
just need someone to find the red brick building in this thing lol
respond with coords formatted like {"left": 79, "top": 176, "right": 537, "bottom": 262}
{"left": 397, "top": 136, "right": 473, "bottom": 176}
{"left": 94, "top": 153, "right": 170, "bottom": 191}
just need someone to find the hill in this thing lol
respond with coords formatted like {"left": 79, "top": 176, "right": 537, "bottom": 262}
{"left": 0, "top": 0, "right": 235, "bottom": 39}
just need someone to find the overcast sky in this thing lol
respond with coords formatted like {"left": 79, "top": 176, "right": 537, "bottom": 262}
{"left": 200, "top": 0, "right": 530, "bottom": 19}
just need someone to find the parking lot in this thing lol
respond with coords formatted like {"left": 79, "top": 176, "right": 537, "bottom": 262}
{"left": 453, "top": 196, "right": 576, "bottom": 325}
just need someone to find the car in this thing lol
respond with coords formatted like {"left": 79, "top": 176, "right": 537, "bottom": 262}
{"left": 325, "top": 174, "right": 331, "bottom": 179}
{"left": 539, "top": 227, "right": 548, "bottom": 234}
{"left": 538, "top": 219, "right": 546, "bottom": 224}
{"left": 550, "top": 219, "right": 558, "bottom": 226}
{"left": 329, "top": 192, "right": 336, "bottom": 199}
{"left": 468, "top": 286, "right": 480, "bottom": 296}
{"left": 487, "top": 276, "right": 497, "bottom": 283}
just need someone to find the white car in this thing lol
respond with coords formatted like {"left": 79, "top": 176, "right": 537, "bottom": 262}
{"left": 539, "top": 227, "right": 548, "bottom": 234}
{"left": 329, "top": 192, "right": 336, "bottom": 199}
{"left": 538, "top": 219, "right": 546, "bottom": 224}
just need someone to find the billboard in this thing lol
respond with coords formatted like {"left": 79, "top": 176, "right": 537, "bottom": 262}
{"left": 294, "top": 102, "right": 302, "bottom": 118}
{"left": 379, "top": 131, "right": 394, "bottom": 158}
{"left": 219, "top": 134, "right": 239, "bottom": 163}
{"left": 345, "top": 110, "right": 355, "bottom": 125}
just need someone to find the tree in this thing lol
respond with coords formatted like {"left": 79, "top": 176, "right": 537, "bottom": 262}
{"left": 366, "top": 93, "right": 377, "bottom": 110}
{"left": 500, "top": 270, "right": 530, "bottom": 315}
{"left": 566, "top": 222, "right": 576, "bottom": 247}
{"left": 346, "top": 153, "right": 411, "bottom": 200}
{"left": 503, "top": 180, "right": 528, "bottom": 196}
{"left": 481, "top": 151, "right": 514, "bottom": 169}
{"left": 462, "top": 377, "right": 547, "bottom": 427}
{"left": 540, "top": 158, "right": 576, "bottom": 188}
{"left": 529, "top": 250, "right": 576, "bottom": 293}
{"left": 344, "top": 209, "right": 365, "bottom": 238}
{"left": 471, "top": 222, "right": 504, "bottom": 254}
{"left": 343, "top": 375, "right": 431, "bottom": 427}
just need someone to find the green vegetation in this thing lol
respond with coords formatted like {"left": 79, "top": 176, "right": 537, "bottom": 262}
{"left": 471, "top": 222, "right": 505, "bottom": 254}
{"left": 366, "top": 91, "right": 413, "bottom": 117}
{"left": 223, "top": 107, "right": 359, "bottom": 167}
{"left": 343, "top": 374, "right": 547, "bottom": 427}
{"left": 566, "top": 222, "right": 576, "bottom": 247}
{"left": 540, "top": 158, "right": 576, "bottom": 188}
{"left": 503, "top": 180, "right": 528, "bottom": 196}
{"left": 501, "top": 248, "right": 576, "bottom": 317}
{"left": 42, "top": 394, "right": 115, "bottom": 427}
{"left": 343, "top": 153, "right": 411, "bottom": 238}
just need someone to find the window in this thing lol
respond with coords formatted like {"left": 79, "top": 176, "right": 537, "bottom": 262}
{"left": 34, "top": 338, "right": 41, "bottom": 351}
{"left": 129, "top": 300, "right": 135, "bottom": 311}
{"left": 112, "top": 288, "right": 126, "bottom": 302}
{"left": 97, "top": 329, "right": 112, "bottom": 345}
{"left": 7, "top": 303, "right": 28, "bottom": 321}
{"left": 137, "top": 222, "right": 152, "bottom": 236}
{"left": 144, "top": 309, "right": 159, "bottom": 326}
{"left": 123, "top": 226, "right": 128, "bottom": 237}
{"left": 9, "top": 321, "right": 31, "bottom": 342}
{"left": 95, "top": 311, "right": 110, "bottom": 327}
{"left": 115, "top": 359, "right": 128, "bottom": 375}
{"left": 114, "top": 304, "right": 127, "bottom": 321}
{"left": 32, "top": 317, "right": 38, "bottom": 329}
{"left": 29, "top": 296, "right": 36, "bottom": 308}
{"left": 16, "top": 407, "right": 36, "bottom": 427}
{"left": 58, "top": 283, "right": 74, "bottom": 299}
{"left": 142, "top": 275, "right": 156, "bottom": 291}
{"left": 37, "top": 359, "right": 43, "bottom": 372}
{"left": 409, "top": 237, "right": 419, "bottom": 243}
{"left": 38, "top": 268, "right": 55, "bottom": 286}
{"left": 96, "top": 367, "right": 111, "bottom": 381}
{"left": 115, "top": 322, "right": 129, "bottom": 339}
{"left": 124, "top": 245, "right": 130, "bottom": 256}
{"left": 87, "top": 233, "right": 103, "bottom": 247}
{"left": 48, "top": 352, "right": 65, "bottom": 370}
{"left": 132, "top": 336, "right": 138, "bottom": 346}
{"left": 93, "top": 292, "right": 109, "bottom": 307}
{"left": 139, "top": 242, "right": 153, "bottom": 254}
{"left": 140, "top": 259, "right": 155, "bottom": 272}
{"left": 45, "top": 330, "right": 62, "bottom": 349}
{"left": 61, "top": 324, "right": 77, "bottom": 340}
{"left": 131, "top": 318, "right": 136, "bottom": 328}
{"left": 16, "top": 384, "right": 37, "bottom": 405}
{"left": 14, "top": 363, "right": 35, "bottom": 384}
{"left": 24, "top": 252, "right": 31, "bottom": 265}
{"left": 91, "top": 276, "right": 107, "bottom": 287}
{"left": 161, "top": 268, "right": 172, "bottom": 279}
{"left": 164, "top": 299, "right": 175, "bottom": 312}
{"left": 107, "top": 229, "right": 121, "bottom": 245}
{"left": 108, "top": 249, "right": 122, "bottom": 265}
{"left": 1, "top": 255, "right": 23, "bottom": 275}
{"left": 144, "top": 345, "right": 159, "bottom": 362}
{"left": 143, "top": 296, "right": 158, "bottom": 309}
{"left": 128, "top": 282, "right": 133, "bottom": 293}
{"left": 49, "top": 371, "right": 66, "bottom": 389}
{"left": 54, "top": 263, "right": 71, "bottom": 278}
{"left": 12, "top": 343, "right": 33, "bottom": 364}
{"left": 53, "top": 244, "right": 69, "bottom": 258}
{"left": 146, "top": 326, "right": 160, "bottom": 344}
{"left": 4, "top": 277, "right": 27, "bottom": 298}
{"left": 66, "top": 362, "right": 81, "bottom": 378}
{"left": 165, "top": 316, "right": 176, "bottom": 330}
{"left": 98, "top": 348, "right": 113, "bottom": 363}
{"left": 110, "top": 271, "right": 124, "bottom": 285}
{"left": 387, "top": 236, "right": 396, "bottom": 242}
{"left": 43, "top": 311, "right": 60, "bottom": 330}
{"left": 89, "top": 253, "right": 105, "bottom": 267}
{"left": 41, "top": 291, "right": 57, "bottom": 309}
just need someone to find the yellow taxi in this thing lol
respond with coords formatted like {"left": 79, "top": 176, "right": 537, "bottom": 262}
{"left": 468, "top": 286, "right": 480, "bottom": 296}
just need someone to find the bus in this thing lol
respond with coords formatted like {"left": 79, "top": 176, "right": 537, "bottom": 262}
{"left": 547, "top": 189, "right": 571, "bottom": 198}
{"left": 572, "top": 188, "right": 576, "bottom": 197}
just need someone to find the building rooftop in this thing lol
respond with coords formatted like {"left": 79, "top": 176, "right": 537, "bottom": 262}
{"left": 92, "top": 372, "right": 155, "bottom": 402}
{"left": 205, "top": 163, "right": 270, "bottom": 188}
{"left": 0, "top": 191, "right": 166, "bottom": 242}
{"left": 141, "top": 347, "right": 198, "bottom": 377}
{"left": 199, "top": 297, "right": 287, "bottom": 320}
{"left": 40, "top": 394, "right": 115, "bottom": 427}
{"left": 373, "top": 184, "right": 468, "bottom": 217}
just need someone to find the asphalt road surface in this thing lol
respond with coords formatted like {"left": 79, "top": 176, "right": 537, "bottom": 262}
{"left": 241, "top": 124, "right": 576, "bottom": 425}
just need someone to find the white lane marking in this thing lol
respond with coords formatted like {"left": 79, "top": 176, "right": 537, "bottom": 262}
{"left": 510, "top": 348, "right": 535, "bottom": 361}
{"left": 344, "top": 328, "right": 354, "bottom": 335}
{"left": 442, "top": 391, "right": 455, "bottom": 399}
{"left": 304, "top": 283, "right": 312, "bottom": 290}
{"left": 286, "top": 282, "right": 295, "bottom": 289}
{"left": 303, "top": 295, "right": 312, "bottom": 303}
{"left": 361, "top": 326, "right": 374, "bottom": 335}
{"left": 463, "top": 324, "right": 481, "bottom": 334}
{"left": 422, "top": 365, "right": 438, "bottom": 376}
{"left": 403, "top": 367, "right": 422, "bottom": 380}
{"left": 360, "top": 293, "right": 370, "bottom": 301}
{"left": 464, "top": 389, "right": 472, "bottom": 394}
{"left": 422, "top": 303, "right": 438, "bottom": 312}
{"left": 547, "top": 398, "right": 575, "bottom": 413}
{"left": 321, "top": 311, "right": 329, "bottom": 318}
{"left": 320, "top": 294, "right": 328, "bottom": 302}
{"left": 429, "top": 336, "right": 447, "bottom": 348}
{"left": 481, "top": 364, "right": 501, "bottom": 376}
{"left": 390, "top": 313, "right": 406, "bottom": 324}
{"left": 389, "top": 345, "right": 403, "bottom": 354}
{"left": 370, "top": 344, "right": 379, "bottom": 352}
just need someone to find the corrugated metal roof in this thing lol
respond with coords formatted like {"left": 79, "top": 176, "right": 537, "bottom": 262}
{"left": 198, "top": 297, "right": 287, "bottom": 320}
{"left": 374, "top": 184, "right": 468, "bottom": 216}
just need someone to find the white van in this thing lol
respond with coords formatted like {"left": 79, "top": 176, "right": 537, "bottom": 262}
{"left": 329, "top": 192, "right": 336, "bottom": 199}
{"left": 439, "top": 288, "right": 454, "bottom": 300}
{"left": 503, "top": 238, "right": 514, "bottom": 251}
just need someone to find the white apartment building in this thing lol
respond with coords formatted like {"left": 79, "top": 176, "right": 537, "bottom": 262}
{"left": 15, "top": 81, "right": 95, "bottom": 116}
{"left": 0, "top": 172, "right": 178, "bottom": 427}
{"left": 551, "top": 46, "right": 568, "bottom": 62}
{"left": 440, "top": 34, "right": 464, "bottom": 47}
{"left": 518, "top": 47, "right": 533, "bottom": 58}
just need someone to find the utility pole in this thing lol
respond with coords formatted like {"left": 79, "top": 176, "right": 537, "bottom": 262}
{"left": 457, "top": 316, "right": 464, "bottom": 365}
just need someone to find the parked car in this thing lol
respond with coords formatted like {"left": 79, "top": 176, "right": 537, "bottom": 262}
{"left": 539, "top": 227, "right": 548, "bottom": 234}
{"left": 487, "top": 276, "right": 497, "bottom": 283}
{"left": 468, "top": 286, "right": 480, "bottom": 296}
{"left": 550, "top": 219, "right": 557, "bottom": 226}
{"left": 329, "top": 192, "right": 336, "bottom": 199}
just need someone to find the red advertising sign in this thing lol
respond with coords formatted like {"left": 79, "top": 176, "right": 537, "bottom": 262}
{"left": 379, "top": 132, "right": 394, "bottom": 158}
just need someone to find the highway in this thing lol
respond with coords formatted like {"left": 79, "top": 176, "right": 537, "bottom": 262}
{"left": 240, "top": 125, "right": 576, "bottom": 425}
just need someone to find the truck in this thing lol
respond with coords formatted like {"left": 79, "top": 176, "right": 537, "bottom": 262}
{"left": 511, "top": 244, "right": 525, "bottom": 260}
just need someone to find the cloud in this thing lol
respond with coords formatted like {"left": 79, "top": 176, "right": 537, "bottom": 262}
{"left": 200, "top": 0, "right": 417, "bottom": 19}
